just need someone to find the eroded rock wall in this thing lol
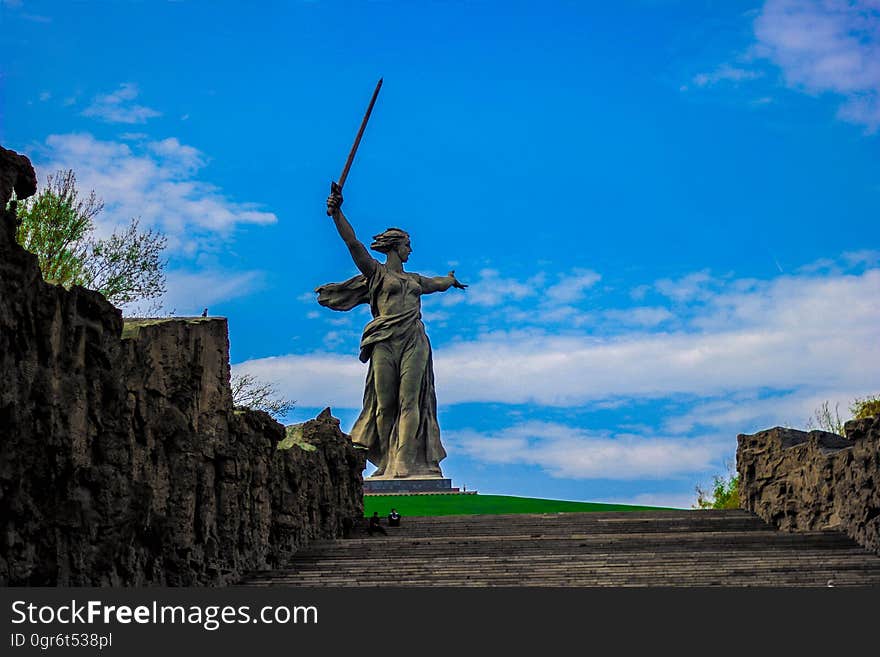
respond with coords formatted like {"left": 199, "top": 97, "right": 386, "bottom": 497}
{"left": 0, "top": 146, "right": 366, "bottom": 585}
{"left": 737, "top": 417, "right": 880, "bottom": 555}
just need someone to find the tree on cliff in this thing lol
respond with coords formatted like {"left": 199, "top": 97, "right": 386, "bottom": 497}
{"left": 14, "top": 169, "right": 167, "bottom": 306}
{"left": 850, "top": 395, "right": 880, "bottom": 420}
{"left": 694, "top": 393, "right": 880, "bottom": 508}
{"left": 231, "top": 372, "right": 295, "bottom": 420}
{"left": 806, "top": 394, "right": 880, "bottom": 436}
{"left": 806, "top": 400, "right": 845, "bottom": 436}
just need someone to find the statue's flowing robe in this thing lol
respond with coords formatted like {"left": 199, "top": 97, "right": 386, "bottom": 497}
{"left": 315, "top": 264, "right": 446, "bottom": 476}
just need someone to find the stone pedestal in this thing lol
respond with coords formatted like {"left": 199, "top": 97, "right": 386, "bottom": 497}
{"left": 363, "top": 477, "right": 454, "bottom": 494}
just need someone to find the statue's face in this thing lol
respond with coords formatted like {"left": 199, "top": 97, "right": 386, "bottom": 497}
{"left": 397, "top": 239, "right": 412, "bottom": 263}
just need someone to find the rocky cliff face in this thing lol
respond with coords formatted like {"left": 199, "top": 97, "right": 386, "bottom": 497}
{"left": 0, "top": 146, "right": 366, "bottom": 585}
{"left": 737, "top": 417, "right": 880, "bottom": 555}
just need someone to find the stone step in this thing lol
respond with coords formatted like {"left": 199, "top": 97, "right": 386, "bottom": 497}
{"left": 343, "top": 512, "right": 773, "bottom": 537}
{"left": 295, "top": 532, "right": 861, "bottom": 557}
{"left": 240, "top": 510, "right": 880, "bottom": 587}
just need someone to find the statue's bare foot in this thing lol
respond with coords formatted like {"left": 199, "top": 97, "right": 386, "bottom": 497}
{"left": 393, "top": 467, "right": 410, "bottom": 478}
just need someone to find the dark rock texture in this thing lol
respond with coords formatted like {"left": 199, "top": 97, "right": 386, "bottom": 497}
{"left": 0, "top": 145, "right": 37, "bottom": 245}
{"left": 738, "top": 417, "right": 880, "bottom": 555}
{"left": 0, "top": 147, "right": 366, "bottom": 585}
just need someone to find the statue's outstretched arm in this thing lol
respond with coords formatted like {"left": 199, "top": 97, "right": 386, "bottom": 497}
{"left": 419, "top": 270, "right": 467, "bottom": 294}
{"left": 327, "top": 187, "right": 376, "bottom": 277}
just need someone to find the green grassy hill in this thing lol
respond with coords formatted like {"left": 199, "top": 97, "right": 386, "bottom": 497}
{"left": 363, "top": 494, "right": 678, "bottom": 517}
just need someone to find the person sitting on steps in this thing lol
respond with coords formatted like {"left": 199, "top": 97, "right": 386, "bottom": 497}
{"left": 367, "top": 511, "right": 387, "bottom": 536}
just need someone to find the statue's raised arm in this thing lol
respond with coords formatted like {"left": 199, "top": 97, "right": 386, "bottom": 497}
{"left": 326, "top": 183, "right": 376, "bottom": 277}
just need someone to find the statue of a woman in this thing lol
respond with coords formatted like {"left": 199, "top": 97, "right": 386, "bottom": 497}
{"left": 316, "top": 184, "right": 466, "bottom": 479}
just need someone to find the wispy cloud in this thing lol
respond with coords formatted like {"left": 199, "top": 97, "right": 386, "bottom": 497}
{"left": 545, "top": 268, "right": 601, "bottom": 303}
{"left": 660, "top": 388, "right": 864, "bottom": 437}
{"left": 2, "top": 0, "right": 52, "bottom": 22}
{"left": 236, "top": 259, "right": 880, "bottom": 411}
{"left": 146, "top": 137, "right": 206, "bottom": 174}
{"left": 35, "top": 132, "right": 277, "bottom": 253}
{"left": 602, "top": 306, "right": 673, "bottom": 327}
{"left": 446, "top": 422, "right": 727, "bottom": 480}
{"left": 684, "top": 2, "right": 880, "bottom": 131}
{"left": 441, "top": 268, "right": 542, "bottom": 307}
{"left": 655, "top": 270, "right": 715, "bottom": 301}
{"left": 595, "top": 492, "right": 699, "bottom": 510}
{"left": 687, "top": 64, "right": 764, "bottom": 90}
{"left": 163, "top": 269, "right": 263, "bottom": 314}
{"left": 82, "top": 83, "right": 161, "bottom": 124}
{"left": 121, "top": 268, "right": 264, "bottom": 317}
{"left": 435, "top": 267, "right": 600, "bottom": 315}
{"left": 232, "top": 353, "right": 366, "bottom": 410}
{"left": 755, "top": 0, "right": 880, "bottom": 131}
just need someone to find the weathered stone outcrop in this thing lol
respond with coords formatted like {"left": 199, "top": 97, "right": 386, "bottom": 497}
{"left": 737, "top": 417, "right": 880, "bottom": 555}
{"left": 0, "top": 146, "right": 366, "bottom": 585}
{"left": 0, "top": 145, "right": 37, "bottom": 245}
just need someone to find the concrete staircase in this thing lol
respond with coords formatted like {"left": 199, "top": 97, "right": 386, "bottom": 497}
{"left": 241, "top": 510, "right": 880, "bottom": 587}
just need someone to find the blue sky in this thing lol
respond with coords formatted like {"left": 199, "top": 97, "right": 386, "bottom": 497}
{"left": 3, "top": 0, "right": 879, "bottom": 508}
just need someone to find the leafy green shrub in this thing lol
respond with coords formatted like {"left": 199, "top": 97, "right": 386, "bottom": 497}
{"left": 850, "top": 395, "right": 880, "bottom": 420}
{"left": 694, "top": 469, "right": 739, "bottom": 510}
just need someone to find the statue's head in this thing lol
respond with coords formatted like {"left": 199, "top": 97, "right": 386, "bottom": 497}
{"left": 370, "top": 227, "right": 411, "bottom": 262}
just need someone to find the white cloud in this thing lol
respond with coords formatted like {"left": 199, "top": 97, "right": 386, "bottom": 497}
{"left": 82, "top": 83, "right": 161, "bottom": 124}
{"left": 445, "top": 422, "right": 727, "bottom": 480}
{"left": 603, "top": 306, "right": 672, "bottom": 327}
{"left": 508, "top": 304, "right": 594, "bottom": 328}
{"left": 234, "top": 263, "right": 880, "bottom": 413}
{"left": 630, "top": 284, "right": 651, "bottom": 301}
{"left": 691, "top": 64, "right": 764, "bottom": 88}
{"left": 232, "top": 353, "right": 366, "bottom": 409}
{"left": 655, "top": 270, "right": 714, "bottom": 301}
{"left": 545, "top": 268, "right": 601, "bottom": 303}
{"left": 842, "top": 249, "right": 880, "bottom": 268}
{"left": 754, "top": 0, "right": 880, "bottom": 131}
{"left": 594, "top": 492, "right": 699, "bottom": 510}
{"left": 123, "top": 269, "right": 264, "bottom": 317}
{"left": 35, "top": 132, "right": 277, "bottom": 251}
{"left": 442, "top": 268, "right": 541, "bottom": 307}
{"left": 421, "top": 309, "right": 450, "bottom": 322}
{"left": 146, "top": 137, "right": 205, "bottom": 174}
{"left": 38, "top": 91, "right": 51, "bottom": 102}
{"left": 165, "top": 269, "right": 263, "bottom": 313}
{"left": 436, "top": 267, "right": 601, "bottom": 317}
{"left": 660, "top": 387, "right": 866, "bottom": 437}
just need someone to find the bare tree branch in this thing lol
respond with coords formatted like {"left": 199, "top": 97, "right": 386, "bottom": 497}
{"left": 231, "top": 373, "right": 295, "bottom": 420}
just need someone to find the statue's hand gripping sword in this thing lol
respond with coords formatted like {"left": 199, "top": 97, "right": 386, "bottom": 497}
{"left": 327, "top": 78, "right": 383, "bottom": 215}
